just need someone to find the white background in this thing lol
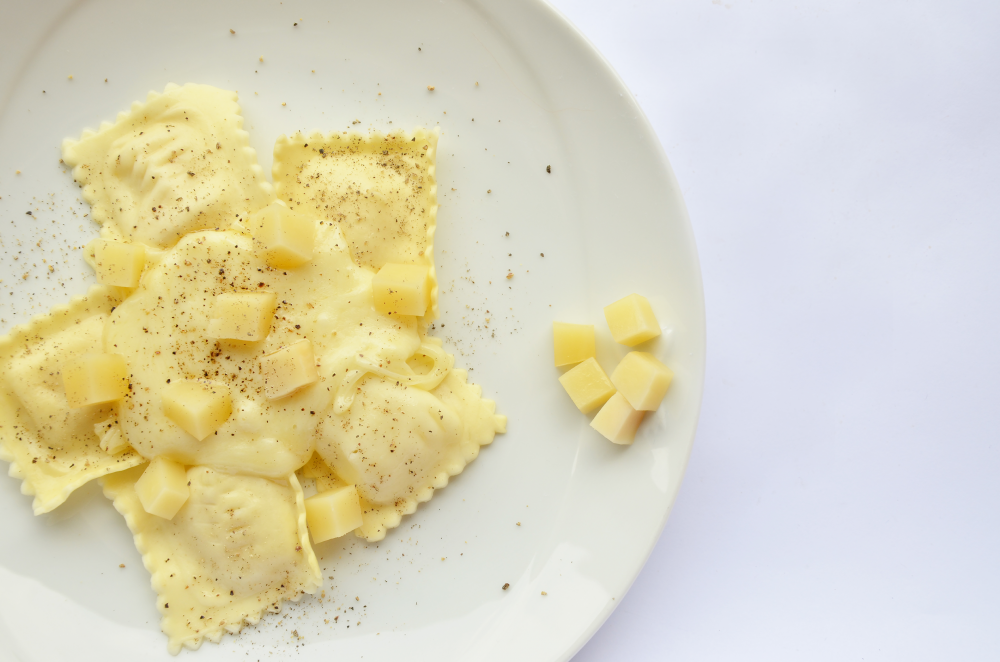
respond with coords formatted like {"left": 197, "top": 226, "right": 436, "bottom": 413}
{"left": 556, "top": 1, "right": 1000, "bottom": 660}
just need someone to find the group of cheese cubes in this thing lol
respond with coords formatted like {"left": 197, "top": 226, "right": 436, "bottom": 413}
{"left": 555, "top": 294, "right": 672, "bottom": 445}
{"left": 64, "top": 200, "right": 400, "bottom": 543}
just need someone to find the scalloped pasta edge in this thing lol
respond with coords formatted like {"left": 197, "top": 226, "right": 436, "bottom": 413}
{"left": 61, "top": 83, "right": 274, "bottom": 244}
{"left": 0, "top": 284, "right": 145, "bottom": 515}
{"left": 271, "top": 127, "right": 440, "bottom": 318}
{"left": 101, "top": 467, "right": 322, "bottom": 654}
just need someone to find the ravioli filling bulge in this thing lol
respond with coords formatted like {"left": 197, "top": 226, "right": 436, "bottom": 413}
{"left": 108, "top": 223, "right": 428, "bottom": 477}
{"left": 0, "top": 286, "right": 144, "bottom": 514}
{"left": 103, "top": 465, "right": 320, "bottom": 654}
{"left": 62, "top": 83, "right": 273, "bottom": 249}
{"left": 273, "top": 130, "right": 440, "bottom": 317}
{"left": 0, "top": 83, "right": 506, "bottom": 653}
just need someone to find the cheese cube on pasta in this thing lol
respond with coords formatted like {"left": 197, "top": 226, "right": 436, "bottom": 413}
{"left": 372, "top": 263, "right": 431, "bottom": 316}
{"left": 305, "top": 484, "right": 363, "bottom": 542}
{"left": 135, "top": 457, "right": 190, "bottom": 520}
{"left": 260, "top": 339, "right": 318, "bottom": 400}
{"left": 62, "top": 353, "right": 129, "bottom": 408}
{"left": 250, "top": 201, "right": 316, "bottom": 269}
{"left": 207, "top": 292, "right": 277, "bottom": 342}
{"left": 161, "top": 380, "right": 232, "bottom": 441}
{"left": 93, "top": 239, "right": 146, "bottom": 287}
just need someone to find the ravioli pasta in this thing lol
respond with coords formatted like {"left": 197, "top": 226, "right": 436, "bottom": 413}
{"left": 0, "top": 82, "right": 505, "bottom": 652}
{"left": 0, "top": 285, "right": 144, "bottom": 515}
{"left": 62, "top": 83, "right": 274, "bottom": 249}
{"left": 319, "top": 367, "right": 505, "bottom": 540}
{"left": 273, "top": 130, "right": 440, "bottom": 318}
{"left": 103, "top": 465, "right": 320, "bottom": 654}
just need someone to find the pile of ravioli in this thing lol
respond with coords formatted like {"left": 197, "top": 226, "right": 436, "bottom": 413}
{"left": 0, "top": 83, "right": 505, "bottom": 654}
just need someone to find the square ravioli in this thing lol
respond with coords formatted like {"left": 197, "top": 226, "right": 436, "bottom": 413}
{"left": 62, "top": 83, "right": 274, "bottom": 249}
{"left": 102, "top": 465, "right": 321, "bottom": 654}
{"left": 0, "top": 285, "right": 143, "bottom": 514}
{"left": 272, "top": 129, "right": 440, "bottom": 318}
{"left": 316, "top": 365, "right": 507, "bottom": 542}
{"left": 1, "top": 80, "right": 509, "bottom": 653}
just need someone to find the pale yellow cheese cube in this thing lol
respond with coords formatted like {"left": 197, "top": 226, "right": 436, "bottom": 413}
{"left": 161, "top": 379, "right": 232, "bottom": 440}
{"left": 260, "top": 339, "right": 319, "bottom": 399}
{"left": 305, "top": 484, "right": 363, "bottom": 543}
{"left": 249, "top": 201, "right": 316, "bottom": 268}
{"left": 135, "top": 457, "right": 190, "bottom": 520}
{"left": 62, "top": 353, "right": 129, "bottom": 408}
{"left": 604, "top": 293, "right": 661, "bottom": 346}
{"left": 371, "top": 263, "right": 431, "bottom": 316}
{"left": 93, "top": 239, "right": 146, "bottom": 288}
{"left": 590, "top": 392, "right": 645, "bottom": 445}
{"left": 610, "top": 351, "right": 673, "bottom": 411}
{"left": 553, "top": 322, "right": 595, "bottom": 366}
{"left": 558, "top": 357, "right": 616, "bottom": 413}
{"left": 206, "top": 291, "right": 277, "bottom": 342}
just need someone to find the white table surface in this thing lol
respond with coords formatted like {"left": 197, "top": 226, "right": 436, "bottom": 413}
{"left": 555, "top": 1, "right": 1000, "bottom": 660}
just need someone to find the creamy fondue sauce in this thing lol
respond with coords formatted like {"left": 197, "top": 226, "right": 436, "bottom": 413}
{"left": 0, "top": 83, "right": 505, "bottom": 653}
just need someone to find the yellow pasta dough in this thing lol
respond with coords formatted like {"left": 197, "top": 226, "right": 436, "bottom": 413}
{"left": 272, "top": 129, "right": 440, "bottom": 318}
{"left": 317, "top": 368, "right": 505, "bottom": 541}
{"left": 102, "top": 465, "right": 320, "bottom": 654}
{"left": 0, "top": 82, "right": 506, "bottom": 653}
{"left": 62, "top": 83, "right": 273, "bottom": 249}
{"left": 0, "top": 285, "right": 144, "bottom": 514}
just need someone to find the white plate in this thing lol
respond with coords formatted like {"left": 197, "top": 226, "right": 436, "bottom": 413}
{"left": 0, "top": 0, "right": 705, "bottom": 659}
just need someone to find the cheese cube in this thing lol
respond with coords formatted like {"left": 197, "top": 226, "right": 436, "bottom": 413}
{"left": 558, "top": 357, "right": 616, "bottom": 413}
{"left": 604, "top": 294, "right": 661, "bottom": 346}
{"left": 371, "top": 263, "right": 431, "bottom": 316}
{"left": 206, "top": 291, "right": 277, "bottom": 342}
{"left": 93, "top": 239, "right": 146, "bottom": 288}
{"left": 305, "top": 484, "right": 363, "bottom": 543}
{"left": 161, "top": 379, "right": 232, "bottom": 440}
{"left": 553, "top": 322, "right": 595, "bottom": 366}
{"left": 249, "top": 201, "right": 316, "bottom": 268}
{"left": 62, "top": 353, "right": 129, "bottom": 408}
{"left": 260, "top": 339, "right": 319, "bottom": 399}
{"left": 590, "top": 392, "right": 645, "bottom": 445}
{"left": 135, "top": 457, "right": 190, "bottom": 520}
{"left": 610, "top": 351, "right": 673, "bottom": 411}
